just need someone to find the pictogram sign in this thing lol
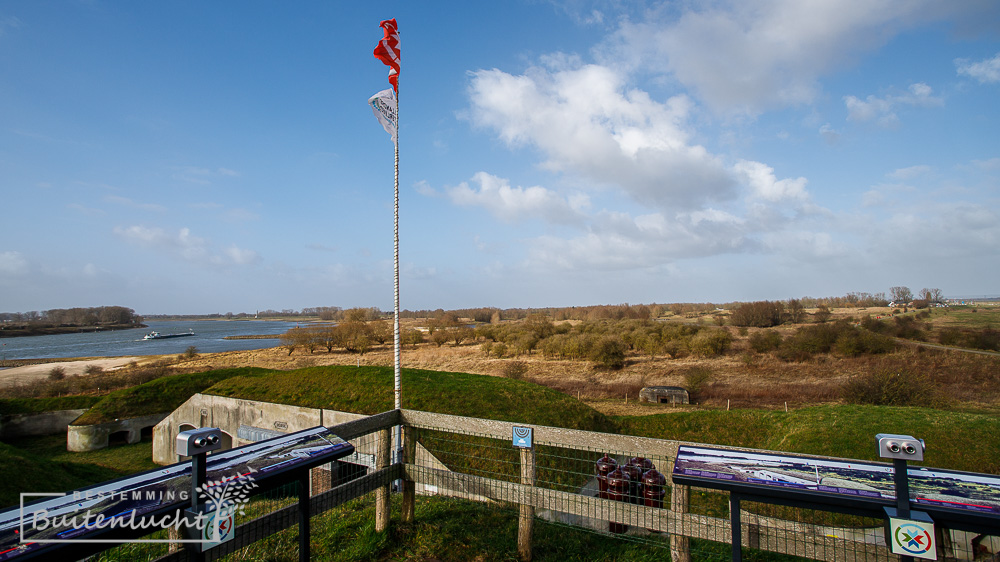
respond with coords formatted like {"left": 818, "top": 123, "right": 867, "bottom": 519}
{"left": 512, "top": 426, "right": 533, "bottom": 448}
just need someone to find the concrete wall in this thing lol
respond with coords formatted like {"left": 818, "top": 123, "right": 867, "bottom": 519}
{"left": 152, "top": 394, "right": 367, "bottom": 465}
{"left": 0, "top": 409, "right": 87, "bottom": 439}
{"left": 67, "top": 413, "right": 169, "bottom": 452}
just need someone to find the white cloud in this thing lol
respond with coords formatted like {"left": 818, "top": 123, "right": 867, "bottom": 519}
{"left": 466, "top": 64, "right": 733, "bottom": 210}
{"left": 973, "top": 157, "right": 1000, "bottom": 171}
{"left": 844, "top": 83, "right": 943, "bottom": 126}
{"left": 819, "top": 123, "right": 841, "bottom": 144}
{"left": 733, "top": 160, "right": 808, "bottom": 201}
{"left": 887, "top": 165, "right": 932, "bottom": 180}
{"left": 446, "top": 172, "right": 587, "bottom": 224}
{"left": 870, "top": 203, "right": 1000, "bottom": 258}
{"left": 222, "top": 245, "right": 259, "bottom": 266}
{"left": 596, "top": 0, "right": 981, "bottom": 114}
{"left": 113, "top": 225, "right": 257, "bottom": 267}
{"left": 0, "top": 251, "right": 28, "bottom": 276}
{"left": 956, "top": 52, "right": 1000, "bottom": 83}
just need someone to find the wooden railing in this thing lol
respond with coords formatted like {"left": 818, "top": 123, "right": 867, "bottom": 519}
{"left": 153, "top": 409, "right": 893, "bottom": 562}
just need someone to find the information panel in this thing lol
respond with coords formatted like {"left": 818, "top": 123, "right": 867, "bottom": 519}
{"left": 0, "top": 426, "right": 354, "bottom": 560}
{"left": 672, "top": 445, "right": 1000, "bottom": 515}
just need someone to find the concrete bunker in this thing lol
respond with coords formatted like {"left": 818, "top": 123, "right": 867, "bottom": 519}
{"left": 639, "top": 386, "right": 689, "bottom": 405}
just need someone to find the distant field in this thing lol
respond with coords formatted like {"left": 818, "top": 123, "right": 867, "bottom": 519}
{"left": 922, "top": 304, "right": 1000, "bottom": 329}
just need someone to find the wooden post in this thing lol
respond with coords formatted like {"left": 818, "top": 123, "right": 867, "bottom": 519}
{"left": 670, "top": 483, "right": 692, "bottom": 562}
{"left": 375, "top": 427, "right": 391, "bottom": 532}
{"left": 518, "top": 446, "right": 536, "bottom": 562}
{"left": 401, "top": 425, "right": 416, "bottom": 523}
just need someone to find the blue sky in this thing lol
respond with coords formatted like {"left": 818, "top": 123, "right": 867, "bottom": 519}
{"left": 1, "top": 1, "right": 998, "bottom": 315}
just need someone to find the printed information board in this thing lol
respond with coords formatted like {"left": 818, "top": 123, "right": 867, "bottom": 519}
{"left": 672, "top": 445, "right": 1000, "bottom": 515}
{"left": 0, "top": 426, "right": 354, "bottom": 560}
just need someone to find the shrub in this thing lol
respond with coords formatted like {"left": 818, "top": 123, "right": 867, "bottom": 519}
{"left": 841, "top": 371, "right": 934, "bottom": 406}
{"left": 972, "top": 327, "right": 1000, "bottom": 352}
{"left": 834, "top": 329, "right": 896, "bottom": 357}
{"left": 890, "top": 315, "right": 924, "bottom": 340}
{"left": 403, "top": 328, "right": 424, "bottom": 348}
{"left": 589, "top": 337, "right": 627, "bottom": 370}
{"left": 491, "top": 342, "right": 508, "bottom": 359}
{"left": 860, "top": 315, "right": 888, "bottom": 334}
{"left": 730, "top": 301, "right": 784, "bottom": 327}
{"left": 499, "top": 361, "right": 529, "bottom": 380}
{"left": 83, "top": 364, "right": 104, "bottom": 375}
{"left": 48, "top": 366, "right": 66, "bottom": 381}
{"left": 684, "top": 367, "right": 712, "bottom": 397}
{"left": 748, "top": 330, "right": 782, "bottom": 353}
{"left": 689, "top": 328, "right": 733, "bottom": 357}
{"left": 813, "top": 305, "right": 832, "bottom": 323}
{"left": 183, "top": 346, "right": 199, "bottom": 359}
{"left": 661, "top": 340, "right": 688, "bottom": 359}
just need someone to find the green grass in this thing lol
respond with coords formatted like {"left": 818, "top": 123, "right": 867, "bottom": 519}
{"left": 925, "top": 305, "right": 1000, "bottom": 329}
{"left": 206, "top": 366, "right": 613, "bottom": 432}
{"left": 223, "top": 495, "right": 681, "bottom": 562}
{"left": 0, "top": 395, "right": 101, "bottom": 415}
{"left": 617, "top": 404, "right": 1000, "bottom": 473}
{"left": 71, "top": 367, "right": 275, "bottom": 425}
{"left": 0, "top": 435, "right": 157, "bottom": 506}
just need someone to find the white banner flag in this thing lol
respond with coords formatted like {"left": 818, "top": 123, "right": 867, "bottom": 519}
{"left": 368, "top": 88, "right": 397, "bottom": 145}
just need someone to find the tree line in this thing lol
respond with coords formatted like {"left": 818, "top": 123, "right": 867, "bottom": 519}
{"left": 0, "top": 306, "right": 142, "bottom": 327}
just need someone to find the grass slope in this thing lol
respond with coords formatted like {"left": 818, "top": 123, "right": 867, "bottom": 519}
{"left": 0, "top": 436, "right": 157, "bottom": 506}
{"left": 206, "top": 366, "right": 613, "bottom": 431}
{"left": 618, "top": 404, "right": 1000, "bottom": 473}
{"left": 0, "top": 395, "right": 101, "bottom": 415}
{"left": 71, "top": 367, "right": 274, "bottom": 425}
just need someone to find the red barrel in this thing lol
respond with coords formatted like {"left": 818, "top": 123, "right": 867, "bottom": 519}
{"left": 628, "top": 456, "right": 654, "bottom": 472}
{"left": 606, "top": 467, "right": 630, "bottom": 534}
{"left": 642, "top": 468, "right": 667, "bottom": 509}
{"left": 595, "top": 454, "right": 617, "bottom": 496}
{"left": 620, "top": 464, "right": 643, "bottom": 504}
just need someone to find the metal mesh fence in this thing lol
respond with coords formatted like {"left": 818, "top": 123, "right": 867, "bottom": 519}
{"left": 404, "top": 414, "right": 965, "bottom": 562}
{"left": 67, "top": 413, "right": 998, "bottom": 561}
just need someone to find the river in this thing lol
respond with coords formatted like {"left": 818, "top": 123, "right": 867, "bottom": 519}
{"left": 0, "top": 320, "right": 301, "bottom": 361}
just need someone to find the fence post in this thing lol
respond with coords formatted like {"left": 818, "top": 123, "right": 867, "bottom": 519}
{"left": 518, "top": 446, "right": 536, "bottom": 562}
{"left": 401, "top": 424, "right": 416, "bottom": 523}
{"left": 670, "top": 483, "right": 692, "bottom": 562}
{"left": 375, "top": 427, "right": 391, "bottom": 532}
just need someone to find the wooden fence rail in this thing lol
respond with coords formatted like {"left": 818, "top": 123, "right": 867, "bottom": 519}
{"left": 151, "top": 408, "right": 893, "bottom": 562}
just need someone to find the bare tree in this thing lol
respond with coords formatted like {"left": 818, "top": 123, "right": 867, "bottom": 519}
{"left": 919, "top": 288, "right": 943, "bottom": 303}
{"left": 890, "top": 286, "right": 913, "bottom": 304}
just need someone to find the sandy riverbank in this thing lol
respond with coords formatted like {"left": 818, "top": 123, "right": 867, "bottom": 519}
{"left": 0, "top": 357, "right": 141, "bottom": 389}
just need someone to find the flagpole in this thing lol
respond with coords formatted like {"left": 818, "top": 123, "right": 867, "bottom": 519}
{"left": 393, "top": 86, "right": 401, "bottom": 412}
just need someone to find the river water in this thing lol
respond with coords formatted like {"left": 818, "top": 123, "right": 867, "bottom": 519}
{"left": 0, "top": 320, "right": 301, "bottom": 361}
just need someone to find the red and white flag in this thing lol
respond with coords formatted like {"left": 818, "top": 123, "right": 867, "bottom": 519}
{"left": 373, "top": 18, "right": 400, "bottom": 92}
